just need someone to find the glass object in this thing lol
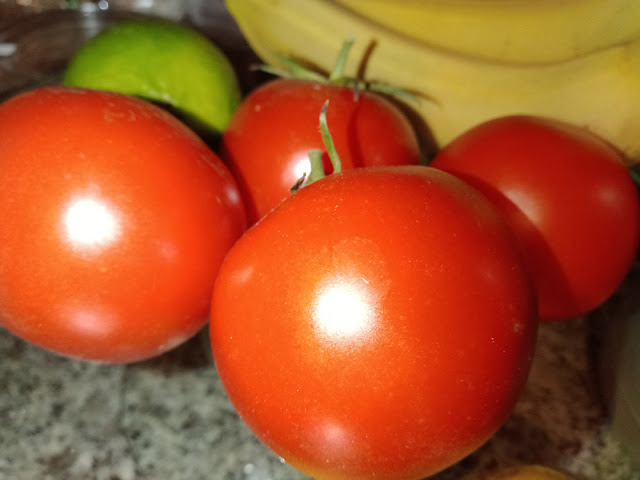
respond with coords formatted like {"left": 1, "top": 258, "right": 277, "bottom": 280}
{"left": 0, "top": 8, "right": 142, "bottom": 101}
{"left": 0, "top": 0, "right": 186, "bottom": 19}
{"left": 0, "top": 1, "right": 256, "bottom": 102}
{"left": 592, "top": 263, "right": 640, "bottom": 469}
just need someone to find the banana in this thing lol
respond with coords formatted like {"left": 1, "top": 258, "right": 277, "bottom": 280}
{"left": 333, "top": 0, "right": 640, "bottom": 65}
{"left": 462, "top": 464, "right": 576, "bottom": 480}
{"left": 225, "top": 0, "right": 640, "bottom": 165}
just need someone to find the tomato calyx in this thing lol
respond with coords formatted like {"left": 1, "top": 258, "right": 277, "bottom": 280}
{"left": 259, "top": 37, "right": 415, "bottom": 102}
{"left": 290, "top": 101, "right": 342, "bottom": 193}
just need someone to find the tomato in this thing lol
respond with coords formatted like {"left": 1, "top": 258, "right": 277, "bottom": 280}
{"left": 210, "top": 166, "right": 537, "bottom": 480}
{"left": 431, "top": 115, "right": 640, "bottom": 322}
{"left": 0, "top": 86, "right": 246, "bottom": 363}
{"left": 219, "top": 79, "right": 422, "bottom": 224}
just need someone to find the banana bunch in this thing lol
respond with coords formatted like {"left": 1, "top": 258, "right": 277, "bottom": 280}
{"left": 225, "top": 0, "right": 640, "bottom": 164}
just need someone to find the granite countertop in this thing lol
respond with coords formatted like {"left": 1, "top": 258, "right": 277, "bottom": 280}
{"left": 1, "top": 3, "right": 639, "bottom": 480}
{"left": 0, "top": 316, "right": 636, "bottom": 480}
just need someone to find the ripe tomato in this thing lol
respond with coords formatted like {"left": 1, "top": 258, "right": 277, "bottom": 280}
{"left": 219, "top": 79, "right": 422, "bottom": 224}
{"left": 210, "top": 166, "right": 537, "bottom": 480}
{"left": 0, "top": 87, "right": 246, "bottom": 363}
{"left": 431, "top": 115, "right": 640, "bottom": 321}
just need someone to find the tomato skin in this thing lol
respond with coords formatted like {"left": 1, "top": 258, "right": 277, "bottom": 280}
{"left": 220, "top": 79, "right": 422, "bottom": 224}
{"left": 0, "top": 87, "right": 246, "bottom": 363}
{"left": 210, "top": 166, "right": 537, "bottom": 480}
{"left": 431, "top": 115, "right": 640, "bottom": 321}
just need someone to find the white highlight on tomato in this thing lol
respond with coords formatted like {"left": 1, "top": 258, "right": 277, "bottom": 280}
{"left": 64, "top": 198, "right": 121, "bottom": 248}
{"left": 314, "top": 279, "right": 372, "bottom": 340}
{"left": 292, "top": 154, "right": 312, "bottom": 180}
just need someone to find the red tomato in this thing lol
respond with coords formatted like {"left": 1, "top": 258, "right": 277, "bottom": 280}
{"left": 219, "top": 79, "right": 422, "bottom": 224}
{"left": 210, "top": 166, "right": 537, "bottom": 480}
{"left": 0, "top": 86, "right": 246, "bottom": 363}
{"left": 431, "top": 115, "right": 640, "bottom": 322}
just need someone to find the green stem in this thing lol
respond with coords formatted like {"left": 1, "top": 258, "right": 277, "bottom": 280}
{"left": 302, "top": 101, "right": 343, "bottom": 188}
{"left": 318, "top": 100, "right": 342, "bottom": 174}
{"left": 306, "top": 150, "right": 326, "bottom": 184}
{"left": 257, "top": 37, "right": 421, "bottom": 106}
{"left": 261, "top": 55, "right": 326, "bottom": 82}
{"left": 329, "top": 36, "right": 355, "bottom": 82}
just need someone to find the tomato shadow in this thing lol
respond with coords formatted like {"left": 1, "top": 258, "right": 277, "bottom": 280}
{"left": 132, "top": 326, "right": 213, "bottom": 372}
{"left": 355, "top": 39, "right": 439, "bottom": 165}
{"left": 148, "top": 100, "right": 224, "bottom": 152}
{"left": 392, "top": 97, "right": 439, "bottom": 165}
{"left": 345, "top": 93, "right": 438, "bottom": 169}
{"left": 456, "top": 175, "right": 580, "bottom": 321}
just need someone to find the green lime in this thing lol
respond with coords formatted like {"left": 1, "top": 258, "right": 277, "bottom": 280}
{"left": 63, "top": 18, "right": 241, "bottom": 135}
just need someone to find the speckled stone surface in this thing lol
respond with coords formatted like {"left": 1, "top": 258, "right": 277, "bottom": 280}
{"left": 0, "top": 327, "right": 304, "bottom": 480}
{"left": 1, "top": 3, "right": 639, "bottom": 480}
{"left": 1, "top": 316, "right": 637, "bottom": 480}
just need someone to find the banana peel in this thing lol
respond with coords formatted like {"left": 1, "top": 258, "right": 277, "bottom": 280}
{"left": 464, "top": 464, "right": 577, "bottom": 480}
{"left": 333, "top": 0, "right": 640, "bottom": 65}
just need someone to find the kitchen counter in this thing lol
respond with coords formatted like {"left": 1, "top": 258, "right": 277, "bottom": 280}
{"left": 0, "top": 3, "right": 639, "bottom": 480}
{"left": 1, "top": 316, "right": 636, "bottom": 480}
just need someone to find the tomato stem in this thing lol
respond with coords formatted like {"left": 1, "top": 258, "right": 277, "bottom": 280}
{"left": 329, "top": 36, "right": 355, "bottom": 82}
{"left": 307, "top": 150, "right": 326, "bottom": 184}
{"left": 319, "top": 100, "right": 342, "bottom": 174}
{"left": 302, "top": 101, "right": 342, "bottom": 188}
{"left": 256, "top": 38, "right": 420, "bottom": 105}
{"left": 260, "top": 55, "right": 326, "bottom": 83}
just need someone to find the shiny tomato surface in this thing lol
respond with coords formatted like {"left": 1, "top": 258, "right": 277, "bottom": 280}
{"left": 220, "top": 79, "right": 422, "bottom": 224}
{"left": 210, "top": 166, "right": 538, "bottom": 480}
{"left": 0, "top": 87, "right": 246, "bottom": 363}
{"left": 431, "top": 115, "right": 640, "bottom": 321}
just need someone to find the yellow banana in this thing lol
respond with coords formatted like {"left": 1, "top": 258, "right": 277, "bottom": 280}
{"left": 462, "top": 464, "right": 576, "bottom": 480}
{"left": 225, "top": 0, "right": 640, "bottom": 165}
{"left": 333, "top": 0, "right": 640, "bottom": 65}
